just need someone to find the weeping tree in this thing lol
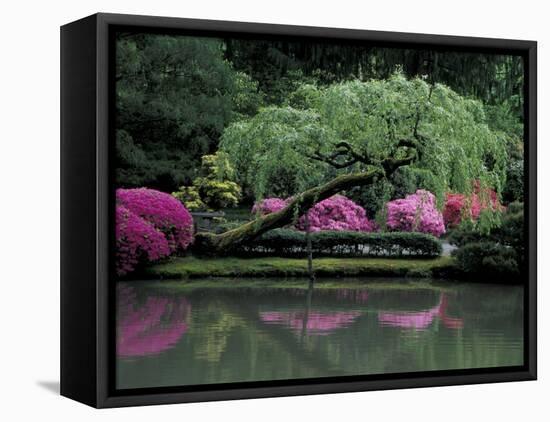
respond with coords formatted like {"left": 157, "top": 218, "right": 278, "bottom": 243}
{"left": 194, "top": 74, "right": 507, "bottom": 254}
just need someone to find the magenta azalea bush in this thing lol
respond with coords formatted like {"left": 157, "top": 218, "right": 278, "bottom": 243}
{"left": 115, "top": 188, "right": 194, "bottom": 276}
{"left": 115, "top": 205, "right": 171, "bottom": 276}
{"left": 117, "top": 188, "right": 194, "bottom": 252}
{"left": 252, "top": 194, "right": 376, "bottom": 232}
{"left": 385, "top": 190, "right": 445, "bottom": 237}
{"left": 251, "top": 197, "right": 289, "bottom": 215}
{"left": 296, "top": 195, "right": 377, "bottom": 232}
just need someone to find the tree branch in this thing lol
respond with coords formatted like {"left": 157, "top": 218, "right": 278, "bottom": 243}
{"left": 194, "top": 169, "right": 384, "bottom": 253}
{"left": 308, "top": 140, "right": 372, "bottom": 169}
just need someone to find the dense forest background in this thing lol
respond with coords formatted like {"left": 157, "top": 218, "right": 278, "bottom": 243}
{"left": 115, "top": 32, "right": 524, "bottom": 204}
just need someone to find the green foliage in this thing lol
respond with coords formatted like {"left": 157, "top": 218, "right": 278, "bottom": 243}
{"left": 452, "top": 242, "right": 519, "bottom": 280}
{"left": 115, "top": 33, "right": 261, "bottom": 191}
{"left": 115, "top": 33, "right": 523, "bottom": 196}
{"left": 220, "top": 106, "right": 330, "bottom": 198}
{"left": 449, "top": 202, "right": 523, "bottom": 246}
{"left": 173, "top": 152, "right": 242, "bottom": 211}
{"left": 226, "top": 39, "right": 524, "bottom": 120}
{"left": 172, "top": 186, "right": 205, "bottom": 211}
{"left": 221, "top": 74, "right": 508, "bottom": 211}
{"left": 231, "top": 229, "right": 442, "bottom": 258}
{"left": 348, "top": 180, "right": 393, "bottom": 219}
{"left": 503, "top": 159, "right": 524, "bottom": 203}
{"left": 485, "top": 101, "right": 524, "bottom": 204}
{"left": 501, "top": 138, "right": 524, "bottom": 203}
{"left": 485, "top": 101, "right": 524, "bottom": 138}
{"left": 450, "top": 202, "right": 524, "bottom": 278}
{"left": 195, "top": 179, "right": 242, "bottom": 210}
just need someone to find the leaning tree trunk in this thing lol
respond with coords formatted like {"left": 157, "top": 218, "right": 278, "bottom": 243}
{"left": 193, "top": 169, "right": 383, "bottom": 255}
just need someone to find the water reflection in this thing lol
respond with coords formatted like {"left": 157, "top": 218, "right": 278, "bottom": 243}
{"left": 378, "top": 294, "right": 464, "bottom": 330}
{"left": 260, "top": 286, "right": 365, "bottom": 336}
{"left": 191, "top": 303, "right": 244, "bottom": 363}
{"left": 116, "top": 280, "right": 524, "bottom": 389}
{"left": 260, "top": 310, "right": 363, "bottom": 335}
{"left": 117, "top": 284, "right": 191, "bottom": 357}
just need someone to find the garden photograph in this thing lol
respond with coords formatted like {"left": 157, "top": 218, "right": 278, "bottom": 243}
{"left": 113, "top": 31, "right": 526, "bottom": 390}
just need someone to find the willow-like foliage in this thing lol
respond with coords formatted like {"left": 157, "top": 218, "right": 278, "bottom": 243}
{"left": 220, "top": 74, "right": 508, "bottom": 211}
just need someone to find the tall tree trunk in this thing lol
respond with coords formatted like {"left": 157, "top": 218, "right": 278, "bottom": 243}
{"left": 193, "top": 169, "right": 383, "bottom": 254}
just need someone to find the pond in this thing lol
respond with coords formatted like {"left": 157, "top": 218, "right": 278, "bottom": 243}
{"left": 116, "top": 278, "right": 524, "bottom": 390}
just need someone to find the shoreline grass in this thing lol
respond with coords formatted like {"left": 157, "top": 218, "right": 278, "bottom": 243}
{"left": 142, "top": 255, "right": 457, "bottom": 280}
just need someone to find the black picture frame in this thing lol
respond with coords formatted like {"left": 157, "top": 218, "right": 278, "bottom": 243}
{"left": 60, "top": 12, "right": 537, "bottom": 408}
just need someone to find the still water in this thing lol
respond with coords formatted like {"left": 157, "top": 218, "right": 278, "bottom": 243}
{"left": 116, "top": 279, "right": 524, "bottom": 389}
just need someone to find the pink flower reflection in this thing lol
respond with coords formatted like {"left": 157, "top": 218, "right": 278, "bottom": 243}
{"left": 260, "top": 311, "right": 362, "bottom": 335}
{"left": 117, "top": 285, "right": 191, "bottom": 357}
{"left": 378, "top": 294, "right": 463, "bottom": 330}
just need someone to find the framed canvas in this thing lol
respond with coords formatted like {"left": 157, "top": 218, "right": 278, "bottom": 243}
{"left": 60, "top": 13, "right": 537, "bottom": 408}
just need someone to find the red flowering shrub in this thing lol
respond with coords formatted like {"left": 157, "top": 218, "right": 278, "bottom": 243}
{"left": 442, "top": 193, "right": 466, "bottom": 228}
{"left": 443, "top": 183, "right": 502, "bottom": 228}
{"left": 385, "top": 190, "right": 445, "bottom": 237}
{"left": 115, "top": 205, "right": 170, "bottom": 276}
{"left": 117, "top": 188, "right": 194, "bottom": 252}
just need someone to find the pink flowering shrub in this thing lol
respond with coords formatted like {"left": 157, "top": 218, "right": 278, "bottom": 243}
{"left": 296, "top": 195, "right": 377, "bottom": 232}
{"left": 385, "top": 190, "right": 445, "bottom": 237}
{"left": 115, "top": 205, "right": 171, "bottom": 276}
{"left": 251, "top": 197, "right": 290, "bottom": 215}
{"left": 252, "top": 195, "right": 376, "bottom": 233}
{"left": 117, "top": 188, "right": 194, "bottom": 252}
{"left": 443, "top": 182, "right": 502, "bottom": 228}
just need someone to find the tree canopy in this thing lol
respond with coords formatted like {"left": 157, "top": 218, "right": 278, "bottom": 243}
{"left": 225, "top": 39, "right": 524, "bottom": 120}
{"left": 115, "top": 33, "right": 262, "bottom": 191}
{"left": 115, "top": 34, "right": 523, "bottom": 198}
{"left": 220, "top": 74, "right": 508, "bottom": 208}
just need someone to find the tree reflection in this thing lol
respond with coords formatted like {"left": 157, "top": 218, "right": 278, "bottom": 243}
{"left": 117, "top": 284, "right": 191, "bottom": 357}
{"left": 378, "top": 293, "right": 463, "bottom": 330}
{"left": 191, "top": 302, "right": 244, "bottom": 363}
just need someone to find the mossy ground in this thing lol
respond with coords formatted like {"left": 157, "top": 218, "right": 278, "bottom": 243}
{"left": 142, "top": 255, "right": 457, "bottom": 280}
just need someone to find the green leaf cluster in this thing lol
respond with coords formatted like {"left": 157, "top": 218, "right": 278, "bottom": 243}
{"left": 172, "top": 152, "right": 242, "bottom": 211}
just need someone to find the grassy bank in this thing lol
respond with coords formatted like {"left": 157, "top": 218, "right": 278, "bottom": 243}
{"left": 141, "top": 277, "right": 457, "bottom": 293}
{"left": 143, "top": 255, "right": 457, "bottom": 280}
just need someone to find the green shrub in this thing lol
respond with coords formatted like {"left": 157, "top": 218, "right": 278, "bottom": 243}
{"left": 452, "top": 242, "right": 519, "bottom": 280}
{"left": 229, "top": 229, "right": 442, "bottom": 258}
{"left": 172, "top": 152, "right": 242, "bottom": 211}
{"left": 450, "top": 202, "right": 524, "bottom": 279}
{"left": 172, "top": 186, "right": 206, "bottom": 211}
